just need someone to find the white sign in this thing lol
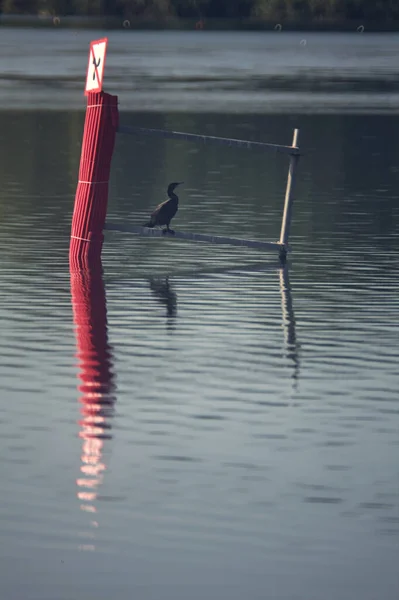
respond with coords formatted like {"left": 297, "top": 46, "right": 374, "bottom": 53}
{"left": 85, "top": 38, "right": 108, "bottom": 95}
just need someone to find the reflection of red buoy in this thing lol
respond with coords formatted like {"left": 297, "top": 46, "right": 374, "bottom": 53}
{"left": 70, "top": 259, "right": 116, "bottom": 530}
{"left": 195, "top": 19, "right": 205, "bottom": 30}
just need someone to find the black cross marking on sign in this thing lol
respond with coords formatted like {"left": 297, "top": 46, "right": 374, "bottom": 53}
{"left": 92, "top": 56, "right": 101, "bottom": 80}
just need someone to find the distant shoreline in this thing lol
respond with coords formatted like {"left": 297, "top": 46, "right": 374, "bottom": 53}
{"left": 1, "top": 15, "right": 399, "bottom": 33}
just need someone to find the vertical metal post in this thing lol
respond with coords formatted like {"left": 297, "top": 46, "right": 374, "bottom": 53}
{"left": 279, "top": 129, "right": 300, "bottom": 257}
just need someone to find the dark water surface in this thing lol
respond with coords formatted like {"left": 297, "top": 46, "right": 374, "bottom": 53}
{"left": 0, "top": 29, "right": 399, "bottom": 600}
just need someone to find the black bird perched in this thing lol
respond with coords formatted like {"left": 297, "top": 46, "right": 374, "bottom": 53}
{"left": 143, "top": 181, "right": 183, "bottom": 234}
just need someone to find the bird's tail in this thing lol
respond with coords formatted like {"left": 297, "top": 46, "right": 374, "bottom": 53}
{"left": 143, "top": 221, "right": 154, "bottom": 228}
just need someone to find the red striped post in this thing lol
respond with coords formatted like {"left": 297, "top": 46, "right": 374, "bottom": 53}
{"left": 69, "top": 91, "right": 119, "bottom": 270}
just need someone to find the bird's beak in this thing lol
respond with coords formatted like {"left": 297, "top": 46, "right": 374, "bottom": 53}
{"left": 178, "top": 181, "right": 184, "bottom": 185}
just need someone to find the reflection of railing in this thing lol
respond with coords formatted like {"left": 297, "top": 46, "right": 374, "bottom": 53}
{"left": 279, "top": 266, "right": 300, "bottom": 387}
{"left": 144, "top": 261, "right": 299, "bottom": 384}
{"left": 70, "top": 257, "right": 116, "bottom": 548}
{"left": 186, "top": 262, "right": 300, "bottom": 384}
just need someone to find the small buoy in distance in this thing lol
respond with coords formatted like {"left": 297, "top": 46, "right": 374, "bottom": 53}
{"left": 274, "top": 23, "right": 282, "bottom": 31}
{"left": 123, "top": 19, "right": 131, "bottom": 28}
{"left": 357, "top": 24, "right": 365, "bottom": 32}
{"left": 300, "top": 39, "right": 307, "bottom": 46}
{"left": 53, "top": 16, "right": 60, "bottom": 26}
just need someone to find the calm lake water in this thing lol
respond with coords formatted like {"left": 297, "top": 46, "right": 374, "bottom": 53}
{"left": 0, "top": 28, "right": 398, "bottom": 600}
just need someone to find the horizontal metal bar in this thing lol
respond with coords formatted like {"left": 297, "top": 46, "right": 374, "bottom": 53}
{"left": 104, "top": 222, "right": 287, "bottom": 252}
{"left": 117, "top": 125, "right": 300, "bottom": 156}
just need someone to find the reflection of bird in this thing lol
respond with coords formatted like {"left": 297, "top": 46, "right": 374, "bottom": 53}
{"left": 143, "top": 182, "right": 183, "bottom": 234}
{"left": 149, "top": 277, "right": 177, "bottom": 319}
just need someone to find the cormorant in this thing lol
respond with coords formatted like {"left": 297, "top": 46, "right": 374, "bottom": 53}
{"left": 143, "top": 181, "right": 183, "bottom": 234}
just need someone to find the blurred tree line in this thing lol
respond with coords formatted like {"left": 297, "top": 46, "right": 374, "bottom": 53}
{"left": 1, "top": 0, "right": 398, "bottom": 21}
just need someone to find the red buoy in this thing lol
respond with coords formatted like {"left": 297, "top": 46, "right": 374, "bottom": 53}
{"left": 69, "top": 91, "right": 119, "bottom": 270}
